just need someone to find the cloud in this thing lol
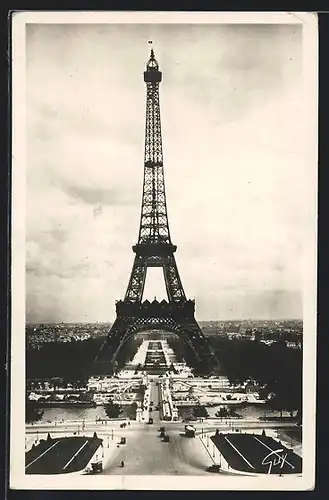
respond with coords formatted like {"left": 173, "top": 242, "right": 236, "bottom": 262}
{"left": 24, "top": 23, "right": 310, "bottom": 322}
{"left": 194, "top": 289, "right": 302, "bottom": 320}
{"left": 57, "top": 182, "right": 127, "bottom": 206}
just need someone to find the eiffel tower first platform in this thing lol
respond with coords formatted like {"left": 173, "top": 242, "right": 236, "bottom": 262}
{"left": 97, "top": 48, "right": 218, "bottom": 373}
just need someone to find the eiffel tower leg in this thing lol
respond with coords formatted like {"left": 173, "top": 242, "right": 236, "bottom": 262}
{"left": 179, "top": 332, "right": 202, "bottom": 362}
{"left": 97, "top": 317, "right": 136, "bottom": 373}
{"left": 162, "top": 256, "right": 186, "bottom": 302}
{"left": 178, "top": 321, "right": 219, "bottom": 372}
{"left": 124, "top": 256, "right": 147, "bottom": 302}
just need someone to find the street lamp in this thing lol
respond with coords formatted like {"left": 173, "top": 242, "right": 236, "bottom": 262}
{"left": 207, "top": 435, "right": 209, "bottom": 448}
{"left": 213, "top": 444, "right": 215, "bottom": 458}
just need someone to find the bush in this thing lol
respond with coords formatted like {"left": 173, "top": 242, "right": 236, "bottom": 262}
{"left": 26, "top": 399, "right": 44, "bottom": 424}
{"left": 126, "top": 402, "right": 138, "bottom": 420}
{"left": 104, "top": 401, "right": 122, "bottom": 419}
{"left": 193, "top": 405, "right": 209, "bottom": 418}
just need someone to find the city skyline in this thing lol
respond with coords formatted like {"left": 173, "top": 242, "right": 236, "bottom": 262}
{"left": 26, "top": 23, "right": 311, "bottom": 323}
{"left": 25, "top": 316, "right": 303, "bottom": 326}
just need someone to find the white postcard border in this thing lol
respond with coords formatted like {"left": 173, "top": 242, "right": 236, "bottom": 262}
{"left": 10, "top": 10, "right": 318, "bottom": 491}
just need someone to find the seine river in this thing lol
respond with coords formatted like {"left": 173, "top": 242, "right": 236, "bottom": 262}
{"left": 39, "top": 404, "right": 289, "bottom": 423}
{"left": 40, "top": 406, "right": 108, "bottom": 423}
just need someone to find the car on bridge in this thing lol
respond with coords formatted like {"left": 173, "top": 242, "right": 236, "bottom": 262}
{"left": 86, "top": 461, "right": 103, "bottom": 475}
{"left": 184, "top": 425, "right": 196, "bottom": 438}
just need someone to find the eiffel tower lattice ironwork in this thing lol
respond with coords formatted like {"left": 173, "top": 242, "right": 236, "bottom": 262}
{"left": 98, "top": 48, "right": 218, "bottom": 372}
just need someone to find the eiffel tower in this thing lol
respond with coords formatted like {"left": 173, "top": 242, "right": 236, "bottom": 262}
{"left": 97, "top": 48, "right": 218, "bottom": 373}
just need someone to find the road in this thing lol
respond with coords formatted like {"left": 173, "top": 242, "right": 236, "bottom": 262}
{"left": 26, "top": 419, "right": 297, "bottom": 436}
{"left": 102, "top": 423, "right": 213, "bottom": 475}
{"left": 149, "top": 380, "right": 161, "bottom": 422}
{"left": 102, "top": 382, "right": 212, "bottom": 475}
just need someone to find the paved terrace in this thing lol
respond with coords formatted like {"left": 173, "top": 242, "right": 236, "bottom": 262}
{"left": 25, "top": 436, "right": 102, "bottom": 475}
{"left": 211, "top": 432, "right": 302, "bottom": 474}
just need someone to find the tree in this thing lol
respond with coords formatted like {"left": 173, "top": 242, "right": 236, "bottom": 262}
{"left": 136, "top": 385, "right": 146, "bottom": 399}
{"left": 126, "top": 402, "right": 138, "bottom": 420}
{"left": 193, "top": 405, "right": 209, "bottom": 418}
{"left": 169, "top": 363, "right": 177, "bottom": 374}
{"left": 181, "top": 409, "right": 194, "bottom": 421}
{"left": 215, "top": 407, "right": 228, "bottom": 419}
{"left": 265, "top": 344, "right": 302, "bottom": 418}
{"left": 254, "top": 331, "right": 261, "bottom": 342}
{"left": 228, "top": 408, "right": 241, "bottom": 418}
{"left": 26, "top": 399, "right": 44, "bottom": 424}
{"left": 209, "top": 335, "right": 302, "bottom": 418}
{"left": 104, "top": 401, "right": 122, "bottom": 419}
{"left": 267, "top": 389, "right": 299, "bottom": 419}
{"left": 26, "top": 337, "right": 105, "bottom": 379}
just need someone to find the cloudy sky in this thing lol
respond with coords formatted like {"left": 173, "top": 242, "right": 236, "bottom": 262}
{"left": 25, "top": 22, "right": 313, "bottom": 323}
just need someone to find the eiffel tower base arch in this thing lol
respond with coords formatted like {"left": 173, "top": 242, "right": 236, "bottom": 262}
{"left": 96, "top": 299, "right": 218, "bottom": 375}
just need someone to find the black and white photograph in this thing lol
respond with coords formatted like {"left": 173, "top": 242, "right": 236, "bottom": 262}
{"left": 10, "top": 11, "right": 317, "bottom": 490}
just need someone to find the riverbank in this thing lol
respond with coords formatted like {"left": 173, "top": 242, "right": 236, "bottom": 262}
{"left": 33, "top": 403, "right": 298, "bottom": 425}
